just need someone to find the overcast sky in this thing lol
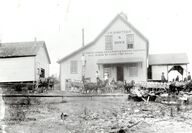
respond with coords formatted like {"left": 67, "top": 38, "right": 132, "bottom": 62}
{"left": 0, "top": 0, "right": 192, "bottom": 76}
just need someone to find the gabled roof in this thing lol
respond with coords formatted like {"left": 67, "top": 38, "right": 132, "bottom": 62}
{"left": 149, "top": 53, "right": 189, "bottom": 65}
{"left": 0, "top": 41, "right": 51, "bottom": 64}
{"left": 57, "top": 13, "right": 149, "bottom": 64}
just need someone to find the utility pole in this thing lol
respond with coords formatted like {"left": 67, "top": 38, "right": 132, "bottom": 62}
{"left": 81, "top": 28, "right": 85, "bottom": 82}
{"left": 82, "top": 28, "right": 84, "bottom": 47}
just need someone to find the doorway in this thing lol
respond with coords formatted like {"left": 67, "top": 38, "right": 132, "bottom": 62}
{"left": 116, "top": 65, "right": 124, "bottom": 81}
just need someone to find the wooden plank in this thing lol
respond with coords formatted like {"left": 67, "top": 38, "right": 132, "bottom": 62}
{"left": 0, "top": 94, "right": 125, "bottom": 98}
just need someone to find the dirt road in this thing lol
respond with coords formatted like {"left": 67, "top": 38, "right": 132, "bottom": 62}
{"left": 1, "top": 94, "right": 192, "bottom": 133}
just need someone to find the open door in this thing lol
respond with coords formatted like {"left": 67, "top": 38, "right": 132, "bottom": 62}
{"left": 116, "top": 65, "right": 124, "bottom": 81}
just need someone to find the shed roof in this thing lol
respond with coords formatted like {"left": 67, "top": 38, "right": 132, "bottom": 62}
{"left": 57, "top": 13, "right": 149, "bottom": 64}
{"left": 0, "top": 41, "right": 51, "bottom": 64}
{"left": 149, "top": 53, "right": 189, "bottom": 65}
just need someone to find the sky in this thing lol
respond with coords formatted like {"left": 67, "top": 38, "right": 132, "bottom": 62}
{"left": 0, "top": 0, "right": 192, "bottom": 77}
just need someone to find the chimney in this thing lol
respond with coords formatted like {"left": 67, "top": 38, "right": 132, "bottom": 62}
{"left": 120, "top": 12, "right": 128, "bottom": 21}
{"left": 34, "top": 37, "right": 37, "bottom": 46}
{"left": 82, "top": 28, "right": 84, "bottom": 47}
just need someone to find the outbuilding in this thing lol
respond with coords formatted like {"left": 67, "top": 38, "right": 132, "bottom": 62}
{"left": 148, "top": 53, "right": 189, "bottom": 81}
{"left": 0, "top": 41, "right": 51, "bottom": 83}
{"left": 58, "top": 13, "right": 149, "bottom": 90}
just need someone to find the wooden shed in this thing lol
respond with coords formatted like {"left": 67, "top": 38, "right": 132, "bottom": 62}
{"left": 0, "top": 41, "right": 51, "bottom": 83}
{"left": 148, "top": 53, "right": 189, "bottom": 81}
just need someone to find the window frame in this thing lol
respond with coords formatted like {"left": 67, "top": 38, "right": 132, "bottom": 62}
{"left": 128, "top": 63, "right": 138, "bottom": 77}
{"left": 70, "top": 60, "right": 78, "bottom": 74}
{"left": 126, "top": 34, "right": 134, "bottom": 49}
{"left": 127, "top": 44, "right": 134, "bottom": 49}
{"left": 105, "top": 35, "right": 113, "bottom": 50}
{"left": 103, "top": 65, "right": 111, "bottom": 78}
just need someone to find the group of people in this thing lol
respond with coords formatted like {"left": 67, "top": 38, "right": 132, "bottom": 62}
{"left": 161, "top": 72, "right": 191, "bottom": 82}
{"left": 184, "top": 72, "right": 191, "bottom": 82}
{"left": 96, "top": 70, "right": 111, "bottom": 85}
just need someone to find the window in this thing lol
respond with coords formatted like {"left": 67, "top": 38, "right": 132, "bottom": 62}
{"left": 103, "top": 65, "right": 111, "bottom": 78}
{"left": 127, "top": 44, "right": 133, "bottom": 49}
{"left": 126, "top": 34, "right": 134, "bottom": 49}
{"left": 70, "top": 61, "right": 78, "bottom": 74}
{"left": 105, "top": 35, "right": 113, "bottom": 50}
{"left": 128, "top": 63, "right": 138, "bottom": 77}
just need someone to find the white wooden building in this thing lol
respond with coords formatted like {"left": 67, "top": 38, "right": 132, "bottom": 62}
{"left": 58, "top": 13, "right": 190, "bottom": 91}
{"left": 58, "top": 13, "right": 149, "bottom": 91}
{"left": 0, "top": 41, "right": 51, "bottom": 83}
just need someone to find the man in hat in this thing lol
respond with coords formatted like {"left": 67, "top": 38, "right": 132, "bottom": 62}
{"left": 161, "top": 72, "right": 166, "bottom": 82}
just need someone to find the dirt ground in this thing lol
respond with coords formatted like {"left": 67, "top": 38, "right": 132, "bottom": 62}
{"left": 1, "top": 91, "right": 192, "bottom": 133}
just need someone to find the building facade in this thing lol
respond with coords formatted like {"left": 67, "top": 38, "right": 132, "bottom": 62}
{"left": 0, "top": 41, "right": 51, "bottom": 83}
{"left": 58, "top": 13, "right": 149, "bottom": 90}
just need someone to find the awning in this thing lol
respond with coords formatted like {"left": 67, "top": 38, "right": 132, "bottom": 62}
{"left": 97, "top": 58, "right": 143, "bottom": 64}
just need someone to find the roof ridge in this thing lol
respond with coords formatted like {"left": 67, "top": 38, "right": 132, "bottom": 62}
{"left": 1, "top": 40, "right": 45, "bottom": 44}
{"left": 57, "top": 13, "right": 149, "bottom": 63}
{"left": 0, "top": 40, "right": 51, "bottom": 64}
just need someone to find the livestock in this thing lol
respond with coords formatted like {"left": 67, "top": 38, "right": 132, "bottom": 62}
{"left": 83, "top": 82, "right": 98, "bottom": 93}
{"left": 71, "top": 81, "right": 84, "bottom": 92}
{"left": 97, "top": 79, "right": 109, "bottom": 93}
{"left": 37, "top": 77, "right": 55, "bottom": 93}
{"left": 183, "top": 81, "right": 192, "bottom": 92}
{"left": 112, "top": 81, "right": 124, "bottom": 92}
{"left": 37, "top": 78, "right": 49, "bottom": 93}
{"left": 168, "top": 82, "right": 184, "bottom": 95}
{"left": 124, "top": 80, "right": 135, "bottom": 93}
{"left": 82, "top": 78, "right": 108, "bottom": 94}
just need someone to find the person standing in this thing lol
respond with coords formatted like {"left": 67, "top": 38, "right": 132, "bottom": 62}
{"left": 104, "top": 72, "right": 109, "bottom": 85}
{"left": 161, "top": 72, "right": 166, "bottom": 82}
{"left": 176, "top": 75, "right": 179, "bottom": 82}
{"left": 96, "top": 71, "right": 100, "bottom": 82}
{"left": 187, "top": 72, "right": 191, "bottom": 81}
{"left": 184, "top": 77, "right": 187, "bottom": 82}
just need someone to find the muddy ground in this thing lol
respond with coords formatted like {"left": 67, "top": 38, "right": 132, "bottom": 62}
{"left": 1, "top": 92, "right": 192, "bottom": 133}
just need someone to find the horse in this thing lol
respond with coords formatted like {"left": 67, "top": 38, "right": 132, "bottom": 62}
{"left": 124, "top": 80, "right": 135, "bottom": 93}
{"left": 97, "top": 78, "right": 109, "bottom": 93}
{"left": 168, "top": 82, "right": 184, "bottom": 95}
{"left": 37, "top": 78, "right": 49, "bottom": 93}
{"left": 80, "top": 78, "right": 98, "bottom": 94}
{"left": 82, "top": 78, "right": 108, "bottom": 94}
{"left": 82, "top": 82, "right": 98, "bottom": 93}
